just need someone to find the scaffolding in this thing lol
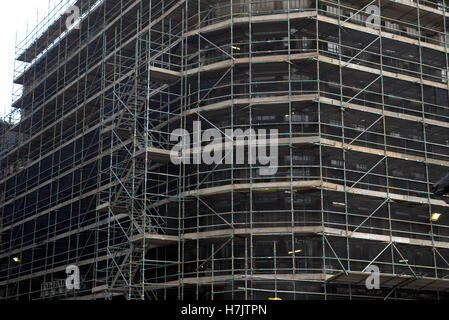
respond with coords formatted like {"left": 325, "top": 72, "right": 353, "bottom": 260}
{"left": 2, "top": 0, "right": 449, "bottom": 300}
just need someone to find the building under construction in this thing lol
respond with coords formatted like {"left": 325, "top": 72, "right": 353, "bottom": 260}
{"left": 2, "top": 0, "right": 449, "bottom": 300}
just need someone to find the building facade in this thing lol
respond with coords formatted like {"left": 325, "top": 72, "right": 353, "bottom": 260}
{"left": 1, "top": 0, "right": 449, "bottom": 300}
